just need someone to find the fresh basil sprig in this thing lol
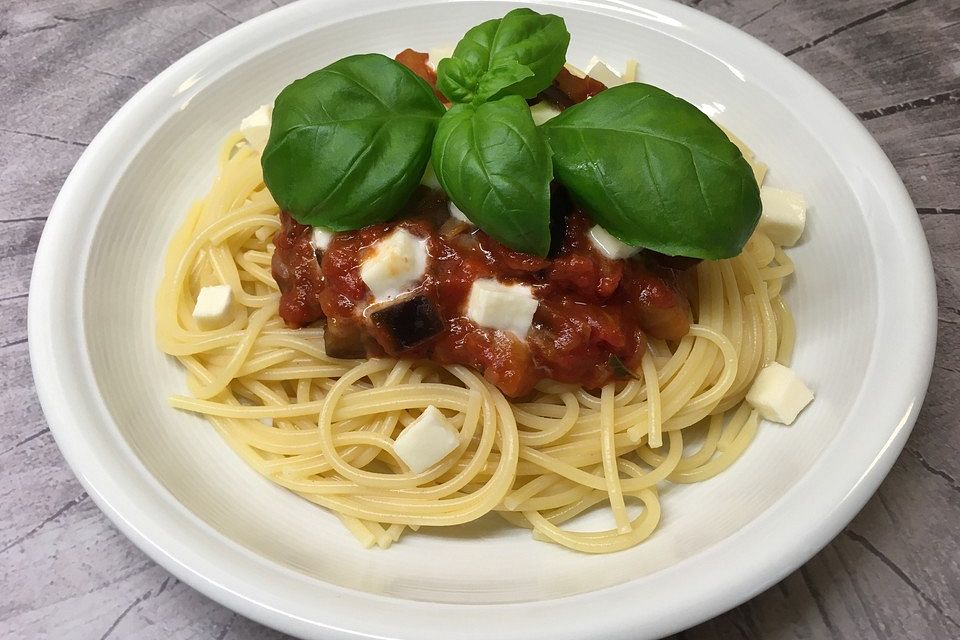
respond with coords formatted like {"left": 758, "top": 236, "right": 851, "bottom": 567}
{"left": 261, "top": 9, "right": 762, "bottom": 261}
{"left": 436, "top": 8, "right": 570, "bottom": 103}
{"left": 262, "top": 54, "right": 445, "bottom": 229}
{"left": 429, "top": 8, "right": 568, "bottom": 255}
{"left": 543, "top": 83, "right": 761, "bottom": 259}
{"left": 432, "top": 95, "right": 553, "bottom": 256}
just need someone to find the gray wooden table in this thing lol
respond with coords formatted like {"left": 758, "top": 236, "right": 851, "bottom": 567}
{"left": 1, "top": 1, "right": 958, "bottom": 638}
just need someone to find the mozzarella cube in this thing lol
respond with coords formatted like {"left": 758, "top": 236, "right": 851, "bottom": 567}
{"left": 623, "top": 58, "right": 639, "bottom": 82}
{"left": 192, "top": 284, "right": 233, "bottom": 329}
{"left": 759, "top": 187, "right": 807, "bottom": 246}
{"left": 586, "top": 57, "right": 624, "bottom": 87}
{"left": 428, "top": 44, "right": 455, "bottom": 70}
{"left": 746, "top": 362, "right": 814, "bottom": 425}
{"left": 466, "top": 279, "right": 539, "bottom": 338}
{"left": 240, "top": 104, "right": 273, "bottom": 153}
{"left": 564, "top": 62, "right": 587, "bottom": 78}
{"left": 360, "top": 228, "right": 428, "bottom": 301}
{"left": 588, "top": 225, "right": 640, "bottom": 260}
{"left": 393, "top": 405, "right": 460, "bottom": 473}
{"left": 310, "top": 227, "right": 334, "bottom": 252}
{"left": 447, "top": 200, "right": 472, "bottom": 224}
{"left": 530, "top": 101, "right": 562, "bottom": 126}
{"left": 421, "top": 160, "right": 443, "bottom": 190}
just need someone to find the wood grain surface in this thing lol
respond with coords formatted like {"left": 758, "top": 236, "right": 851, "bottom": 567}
{"left": 1, "top": 1, "right": 958, "bottom": 638}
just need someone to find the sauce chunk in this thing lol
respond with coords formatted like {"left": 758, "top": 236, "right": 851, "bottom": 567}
{"left": 273, "top": 194, "right": 690, "bottom": 397}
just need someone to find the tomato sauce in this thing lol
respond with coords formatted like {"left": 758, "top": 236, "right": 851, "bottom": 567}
{"left": 268, "top": 50, "right": 691, "bottom": 397}
{"left": 272, "top": 191, "right": 690, "bottom": 397}
{"left": 272, "top": 213, "right": 325, "bottom": 328}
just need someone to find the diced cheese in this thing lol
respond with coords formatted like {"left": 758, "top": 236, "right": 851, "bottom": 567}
{"left": 428, "top": 44, "right": 455, "bottom": 70}
{"left": 564, "top": 62, "right": 587, "bottom": 78}
{"left": 586, "top": 57, "right": 624, "bottom": 87}
{"left": 530, "top": 101, "right": 562, "bottom": 126}
{"left": 623, "top": 58, "right": 639, "bottom": 82}
{"left": 421, "top": 160, "right": 442, "bottom": 190}
{"left": 466, "top": 279, "right": 539, "bottom": 338}
{"left": 360, "top": 228, "right": 428, "bottom": 301}
{"left": 745, "top": 362, "right": 814, "bottom": 425}
{"left": 240, "top": 104, "right": 273, "bottom": 154}
{"left": 588, "top": 225, "right": 640, "bottom": 260}
{"left": 310, "top": 227, "right": 334, "bottom": 252}
{"left": 447, "top": 200, "right": 472, "bottom": 224}
{"left": 393, "top": 405, "right": 460, "bottom": 473}
{"left": 759, "top": 186, "right": 807, "bottom": 246}
{"left": 192, "top": 284, "right": 233, "bottom": 329}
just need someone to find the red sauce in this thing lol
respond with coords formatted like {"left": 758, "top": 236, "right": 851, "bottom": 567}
{"left": 273, "top": 195, "right": 690, "bottom": 397}
{"left": 395, "top": 48, "right": 446, "bottom": 102}
{"left": 272, "top": 213, "right": 324, "bottom": 328}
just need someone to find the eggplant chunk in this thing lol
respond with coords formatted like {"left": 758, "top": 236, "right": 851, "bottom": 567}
{"left": 323, "top": 317, "right": 368, "bottom": 359}
{"left": 368, "top": 293, "right": 445, "bottom": 353}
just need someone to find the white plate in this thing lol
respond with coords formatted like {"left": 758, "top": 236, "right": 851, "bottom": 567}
{"left": 29, "top": 1, "right": 937, "bottom": 638}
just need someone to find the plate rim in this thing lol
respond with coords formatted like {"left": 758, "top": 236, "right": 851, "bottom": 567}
{"left": 28, "top": 0, "right": 938, "bottom": 638}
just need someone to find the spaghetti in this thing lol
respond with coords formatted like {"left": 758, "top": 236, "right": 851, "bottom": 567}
{"left": 156, "top": 131, "right": 796, "bottom": 553}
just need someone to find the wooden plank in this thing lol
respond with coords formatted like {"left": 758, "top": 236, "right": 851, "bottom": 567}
{"left": 866, "top": 103, "right": 960, "bottom": 207}
{"left": 906, "top": 214, "right": 960, "bottom": 481}
{"left": 685, "top": 0, "right": 960, "bottom": 208}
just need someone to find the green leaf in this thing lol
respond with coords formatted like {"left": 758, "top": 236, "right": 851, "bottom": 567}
{"left": 261, "top": 53, "right": 445, "bottom": 229}
{"left": 475, "top": 61, "right": 535, "bottom": 103}
{"left": 543, "top": 83, "right": 761, "bottom": 259}
{"left": 438, "top": 8, "right": 569, "bottom": 102}
{"left": 436, "top": 56, "right": 483, "bottom": 103}
{"left": 432, "top": 95, "right": 553, "bottom": 256}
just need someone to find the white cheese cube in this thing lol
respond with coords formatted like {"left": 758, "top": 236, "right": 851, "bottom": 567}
{"left": 623, "top": 58, "right": 639, "bottom": 82}
{"left": 563, "top": 62, "right": 587, "bottom": 78}
{"left": 588, "top": 225, "right": 640, "bottom": 260}
{"left": 240, "top": 104, "right": 273, "bottom": 154}
{"left": 759, "top": 187, "right": 807, "bottom": 246}
{"left": 421, "top": 160, "right": 443, "bottom": 190}
{"left": 530, "top": 101, "right": 562, "bottom": 126}
{"left": 466, "top": 279, "right": 538, "bottom": 338}
{"left": 393, "top": 405, "right": 460, "bottom": 473}
{"left": 428, "top": 44, "right": 455, "bottom": 70}
{"left": 586, "top": 57, "right": 624, "bottom": 87}
{"left": 746, "top": 362, "right": 814, "bottom": 425}
{"left": 310, "top": 227, "right": 334, "bottom": 252}
{"left": 192, "top": 284, "right": 233, "bottom": 329}
{"left": 447, "top": 200, "right": 472, "bottom": 224}
{"left": 360, "top": 228, "right": 428, "bottom": 301}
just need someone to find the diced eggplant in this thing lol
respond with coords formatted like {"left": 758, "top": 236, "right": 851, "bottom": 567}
{"left": 645, "top": 250, "right": 703, "bottom": 272}
{"left": 552, "top": 67, "right": 606, "bottom": 104}
{"left": 630, "top": 271, "right": 691, "bottom": 342}
{"left": 323, "top": 317, "right": 368, "bottom": 359}
{"left": 538, "top": 85, "right": 575, "bottom": 110}
{"left": 608, "top": 354, "right": 639, "bottom": 380}
{"left": 548, "top": 182, "right": 572, "bottom": 259}
{"left": 367, "top": 292, "right": 445, "bottom": 353}
{"left": 398, "top": 185, "right": 449, "bottom": 227}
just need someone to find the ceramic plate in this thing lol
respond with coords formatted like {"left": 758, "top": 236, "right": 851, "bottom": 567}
{"left": 29, "top": 1, "right": 937, "bottom": 638}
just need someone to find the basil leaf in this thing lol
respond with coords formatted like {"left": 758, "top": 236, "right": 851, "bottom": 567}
{"left": 475, "top": 62, "right": 535, "bottom": 102}
{"left": 432, "top": 95, "right": 552, "bottom": 256}
{"left": 437, "top": 56, "right": 535, "bottom": 105}
{"left": 440, "top": 8, "right": 569, "bottom": 102}
{"left": 436, "top": 56, "right": 483, "bottom": 103}
{"left": 543, "top": 83, "right": 761, "bottom": 259}
{"left": 262, "top": 53, "right": 445, "bottom": 229}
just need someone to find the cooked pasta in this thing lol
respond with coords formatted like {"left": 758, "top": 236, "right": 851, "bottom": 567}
{"left": 156, "top": 131, "right": 797, "bottom": 553}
